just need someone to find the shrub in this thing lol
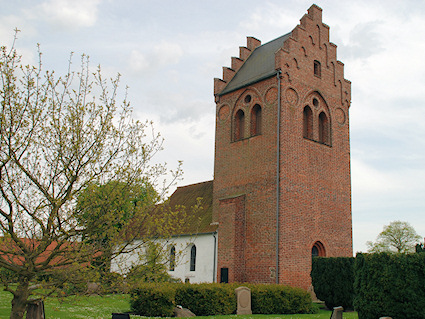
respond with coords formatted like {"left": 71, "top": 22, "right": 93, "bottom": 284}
{"left": 250, "top": 284, "right": 316, "bottom": 314}
{"left": 354, "top": 253, "right": 425, "bottom": 319}
{"left": 175, "top": 283, "right": 236, "bottom": 315}
{"left": 130, "top": 283, "right": 176, "bottom": 317}
{"left": 311, "top": 257, "right": 355, "bottom": 310}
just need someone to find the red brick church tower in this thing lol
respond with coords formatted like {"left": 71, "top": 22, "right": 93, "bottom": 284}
{"left": 213, "top": 4, "right": 352, "bottom": 289}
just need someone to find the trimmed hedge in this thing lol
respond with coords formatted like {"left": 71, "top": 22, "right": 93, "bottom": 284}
{"left": 130, "top": 283, "right": 176, "bottom": 317}
{"left": 129, "top": 282, "right": 316, "bottom": 316}
{"left": 175, "top": 283, "right": 236, "bottom": 315}
{"left": 354, "top": 253, "right": 425, "bottom": 319}
{"left": 311, "top": 257, "right": 355, "bottom": 310}
{"left": 250, "top": 284, "right": 316, "bottom": 314}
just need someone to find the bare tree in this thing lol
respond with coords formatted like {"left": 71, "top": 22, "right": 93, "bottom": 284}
{"left": 0, "top": 32, "right": 183, "bottom": 319}
{"left": 367, "top": 220, "right": 421, "bottom": 254}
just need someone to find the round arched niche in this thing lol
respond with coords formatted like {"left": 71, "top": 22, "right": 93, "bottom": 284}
{"left": 265, "top": 87, "right": 278, "bottom": 105}
{"left": 218, "top": 104, "right": 230, "bottom": 121}
{"left": 285, "top": 87, "right": 299, "bottom": 107}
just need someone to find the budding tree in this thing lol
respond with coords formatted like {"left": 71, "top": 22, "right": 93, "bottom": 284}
{"left": 366, "top": 220, "right": 421, "bottom": 254}
{"left": 0, "top": 34, "right": 182, "bottom": 319}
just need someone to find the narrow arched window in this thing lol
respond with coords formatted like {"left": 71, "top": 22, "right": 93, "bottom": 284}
{"left": 234, "top": 109, "right": 245, "bottom": 141}
{"left": 318, "top": 112, "right": 329, "bottom": 144}
{"left": 314, "top": 60, "right": 321, "bottom": 77}
{"left": 190, "top": 245, "right": 196, "bottom": 271}
{"left": 169, "top": 246, "right": 176, "bottom": 271}
{"left": 250, "top": 104, "right": 262, "bottom": 136}
{"left": 303, "top": 106, "right": 313, "bottom": 140}
{"left": 312, "top": 241, "right": 326, "bottom": 259}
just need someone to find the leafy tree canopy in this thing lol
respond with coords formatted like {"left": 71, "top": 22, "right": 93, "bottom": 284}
{"left": 366, "top": 220, "right": 421, "bottom": 253}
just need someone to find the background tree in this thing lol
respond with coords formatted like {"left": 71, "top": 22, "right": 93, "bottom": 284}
{"left": 0, "top": 34, "right": 183, "bottom": 319}
{"left": 366, "top": 220, "right": 421, "bottom": 253}
{"left": 75, "top": 180, "right": 157, "bottom": 272}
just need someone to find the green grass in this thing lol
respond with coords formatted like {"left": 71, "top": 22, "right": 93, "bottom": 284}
{"left": 0, "top": 289, "right": 358, "bottom": 319}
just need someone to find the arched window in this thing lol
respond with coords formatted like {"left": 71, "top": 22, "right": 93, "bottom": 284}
{"left": 312, "top": 241, "right": 326, "bottom": 259}
{"left": 190, "top": 245, "right": 196, "bottom": 271}
{"left": 234, "top": 109, "right": 245, "bottom": 141}
{"left": 250, "top": 104, "right": 262, "bottom": 136}
{"left": 303, "top": 106, "right": 313, "bottom": 139}
{"left": 318, "top": 112, "right": 329, "bottom": 144}
{"left": 314, "top": 60, "right": 321, "bottom": 78}
{"left": 169, "top": 246, "right": 176, "bottom": 271}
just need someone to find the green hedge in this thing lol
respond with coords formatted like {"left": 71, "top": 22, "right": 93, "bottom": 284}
{"left": 129, "top": 282, "right": 316, "bottom": 316}
{"left": 250, "top": 284, "right": 316, "bottom": 314}
{"left": 175, "top": 283, "right": 236, "bottom": 315}
{"left": 130, "top": 283, "right": 176, "bottom": 317}
{"left": 311, "top": 257, "right": 355, "bottom": 310}
{"left": 354, "top": 253, "right": 425, "bottom": 319}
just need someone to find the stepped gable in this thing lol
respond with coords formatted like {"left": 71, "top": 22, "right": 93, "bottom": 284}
{"left": 168, "top": 180, "right": 215, "bottom": 235}
{"left": 215, "top": 4, "right": 351, "bottom": 107}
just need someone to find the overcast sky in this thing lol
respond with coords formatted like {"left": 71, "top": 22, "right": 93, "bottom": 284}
{"left": 1, "top": 0, "right": 424, "bottom": 253}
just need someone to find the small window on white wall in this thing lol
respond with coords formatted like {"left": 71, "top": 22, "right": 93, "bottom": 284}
{"left": 170, "top": 246, "right": 176, "bottom": 271}
{"left": 190, "top": 245, "right": 196, "bottom": 271}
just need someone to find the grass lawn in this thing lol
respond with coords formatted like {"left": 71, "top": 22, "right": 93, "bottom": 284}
{"left": 0, "top": 289, "right": 358, "bottom": 319}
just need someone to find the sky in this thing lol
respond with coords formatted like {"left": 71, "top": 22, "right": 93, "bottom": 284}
{"left": 1, "top": 0, "right": 424, "bottom": 253}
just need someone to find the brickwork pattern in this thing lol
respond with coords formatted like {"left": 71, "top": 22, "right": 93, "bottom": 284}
{"left": 213, "top": 4, "right": 352, "bottom": 289}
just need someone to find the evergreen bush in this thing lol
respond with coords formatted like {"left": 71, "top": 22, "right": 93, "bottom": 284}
{"left": 130, "top": 283, "right": 177, "bottom": 317}
{"left": 250, "top": 284, "right": 316, "bottom": 314}
{"left": 175, "top": 283, "right": 236, "bottom": 315}
{"left": 354, "top": 253, "right": 425, "bottom": 319}
{"left": 311, "top": 257, "right": 355, "bottom": 310}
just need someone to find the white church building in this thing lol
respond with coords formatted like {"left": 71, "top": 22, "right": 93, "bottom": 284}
{"left": 110, "top": 181, "right": 218, "bottom": 283}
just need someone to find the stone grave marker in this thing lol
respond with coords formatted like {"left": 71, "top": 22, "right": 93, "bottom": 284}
{"left": 330, "top": 306, "right": 343, "bottom": 319}
{"left": 235, "top": 286, "right": 252, "bottom": 315}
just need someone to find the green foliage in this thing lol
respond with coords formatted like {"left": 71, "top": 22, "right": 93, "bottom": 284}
{"left": 416, "top": 243, "right": 425, "bottom": 253}
{"left": 354, "top": 252, "right": 425, "bottom": 319}
{"left": 76, "top": 180, "right": 158, "bottom": 272}
{"left": 249, "top": 284, "right": 317, "bottom": 314}
{"left": 366, "top": 220, "right": 421, "bottom": 253}
{"left": 130, "top": 283, "right": 176, "bottom": 317}
{"left": 129, "top": 283, "right": 316, "bottom": 317}
{"left": 0, "top": 33, "right": 183, "bottom": 319}
{"left": 125, "top": 243, "right": 180, "bottom": 286}
{"left": 175, "top": 283, "right": 237, "bottom": 315}
{"left": 311, "top": 257, "right": 355, "bottom": 310}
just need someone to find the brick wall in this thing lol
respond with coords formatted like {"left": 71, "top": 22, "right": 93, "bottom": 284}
{"left": 213, "top": 4, "right": 352, "bottom": 289}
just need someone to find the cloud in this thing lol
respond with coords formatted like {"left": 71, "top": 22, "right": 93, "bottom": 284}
{"left": 343, "top": 21, "right": 384, "bottom": 60}
{"left": 39, "top": 0, "right": 101, "bottom": 29}
{"left": 128, "top": 41, "right": 183, "bottom": 73}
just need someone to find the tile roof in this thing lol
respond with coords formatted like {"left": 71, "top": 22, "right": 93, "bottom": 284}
{"left": 168, "top": 180, "right": 215, "bottom": 235}
{"left": 220, "top": 32, "right": 291, "bottom": 95}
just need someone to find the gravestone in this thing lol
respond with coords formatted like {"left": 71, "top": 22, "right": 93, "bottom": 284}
{"left": 174, "top": 306, "right": 196, "bottom": 317}
{"left": 235, "top": 286, "right": 252, "bottom": 315}
{"left": 330, "top": 306, "right": 343, "bottom": 319}
{"left": 26, "top": 300, "right": 45, "bottom": 319}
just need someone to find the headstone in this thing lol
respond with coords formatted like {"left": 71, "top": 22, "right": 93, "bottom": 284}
{"left": 174, "top": 306, "right": 196, "bottom": 317}
{"left": 330, "top": 306, "right": 343, "bottom": 319}
{"left": 26, "top": 300, "right": 45, "bottom": 319}
{"left": 235, "top": 286, "right": 252, "bottom": 315}
{"left": 112, "top": 313, "right": 130, "bottom": 319}
{"left": 87, "top": 282, "right": 101, "bottom": 295}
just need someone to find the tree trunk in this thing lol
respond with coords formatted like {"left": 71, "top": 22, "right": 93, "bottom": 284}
{"left": 10, "top": 280, "right": 30, "bottom": 319}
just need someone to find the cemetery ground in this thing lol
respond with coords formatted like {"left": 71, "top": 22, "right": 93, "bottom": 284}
{"left": 0, "top": 289, "right": 359, "bottom": 319}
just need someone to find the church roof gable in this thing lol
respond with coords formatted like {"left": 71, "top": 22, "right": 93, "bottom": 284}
{"left": 219, "top": 32, "right": 291, "bottom": 95}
